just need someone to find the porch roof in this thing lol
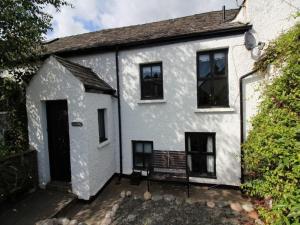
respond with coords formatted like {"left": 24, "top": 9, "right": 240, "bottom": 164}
{"left": 54, "top": 56, "right": 116, "bottom": 95}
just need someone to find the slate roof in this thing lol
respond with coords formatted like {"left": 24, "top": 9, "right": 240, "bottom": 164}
{"left": 45, "top": 9, "right": 249, "bottom": 55}
{"left": 54, "top": 56, "right": 116, "bottom": 94}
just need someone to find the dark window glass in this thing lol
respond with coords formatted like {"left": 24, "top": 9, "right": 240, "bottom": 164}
{"left": 186, "top": 133, "right": 216, "bottom": 178}
{"left": 213, "top": 53, "right": 226, "bottom": 76}
{"left": 197, "top": 50, "right": 228, "bottom": 107}
{"left": 98, "top": 109, "right": 107, "bottom": 143}
{"left": 132, "top": 141, "right": 153, "bottom": 169}
{"left": 198, "top": 54, "right": 211, "bottom": 78}
{"left": 140, "top": 63, "right": 163, "bottom": 99}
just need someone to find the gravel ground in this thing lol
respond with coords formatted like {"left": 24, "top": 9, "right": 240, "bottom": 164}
{"left": 111, "top": 197, "right": 253, "bottom": 225}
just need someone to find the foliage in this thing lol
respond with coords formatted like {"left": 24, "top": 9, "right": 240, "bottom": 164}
{"left": 0, "top": 0, "right": 70, "bottom": 157}
{"left": 242, "top": 22, "right": 300, "bottom": 224}
{"left": 0, "top": 0, "right": 69, "bottom": 81}
{"left": 0, "top": 78, "right": 28, "bottom": 159}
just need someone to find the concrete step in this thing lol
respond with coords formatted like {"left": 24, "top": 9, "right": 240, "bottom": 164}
{"left": 46, "top": 181, "right": 72, "bottom": 194}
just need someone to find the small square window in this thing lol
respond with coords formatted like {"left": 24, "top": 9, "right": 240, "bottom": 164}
{"left": 98, "top": 109, "right": 107, "bottom": 143}
{"left": 140, "top": 63, "right": 163, "bottom": 100}
{"left": 132, "top": 141, "right": 153, "bottom": 170}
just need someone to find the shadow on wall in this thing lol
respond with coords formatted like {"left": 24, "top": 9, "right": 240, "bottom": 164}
{"left": 119, "top": 43, "right": 244, "bottom": 184}
{"left": 70, "top": 53, "right": 117, "bottom": 90}
{"left": 27, "top": 58, "right": 90, "bottom": 198}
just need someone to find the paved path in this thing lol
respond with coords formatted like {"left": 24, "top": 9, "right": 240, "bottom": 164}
{"left": 0, "top": 189, "right": 75, "bottom": 225}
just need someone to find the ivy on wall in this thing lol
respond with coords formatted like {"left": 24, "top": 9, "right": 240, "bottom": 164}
{"left": 242, "top": 21, "right": 300, "bottom": 224}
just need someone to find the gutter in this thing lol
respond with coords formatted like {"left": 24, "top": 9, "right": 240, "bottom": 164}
{"left": 115, "top": 49, "right": 123, "bottom": 179}
{"left": 239, "top": 69, "right": 258, "bottom": 183}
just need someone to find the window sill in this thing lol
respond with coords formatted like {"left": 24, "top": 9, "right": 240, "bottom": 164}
{"left": 189, "top": 174, "right": 217, "bottom": 179}
{"left": 97, "top": 140, "right": 110, "bottom": 150}
{"left": 137, "top": 99, "right": 167, "bottom": 104}
{"left": 194, "top": 108, "right": 235, "bottom": 113}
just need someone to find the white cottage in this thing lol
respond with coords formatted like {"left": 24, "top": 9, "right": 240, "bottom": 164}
{"left": 26, "top": 0, "right": 300, "bottom": 200}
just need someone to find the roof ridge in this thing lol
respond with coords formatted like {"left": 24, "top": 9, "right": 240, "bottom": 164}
{"left": 47, "top": 8, "right": 239, "bottom": 41}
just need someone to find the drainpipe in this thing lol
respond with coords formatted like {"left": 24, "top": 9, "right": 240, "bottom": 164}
{"left": 115, "top": 49, "right": 123, "bottom": 180}
{"left": 239, "top": 69, "right": 258, "bottom": 183}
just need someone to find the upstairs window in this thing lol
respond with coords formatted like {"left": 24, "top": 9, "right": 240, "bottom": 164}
{"left": 98, "top": 109, "right": 107, "bottom": 143}
{"left": 197, "top": 49, "right": 228, "bottom": 108}
{"left": 140, "top": 63, "right": 163, "bottom": 100}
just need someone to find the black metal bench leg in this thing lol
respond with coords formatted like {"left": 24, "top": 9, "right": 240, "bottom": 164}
{"left": 187, "top": 182, "right": 190, "bottom": 198}
{"left": 147, "top": 179, "right": 150, "bottom": 192}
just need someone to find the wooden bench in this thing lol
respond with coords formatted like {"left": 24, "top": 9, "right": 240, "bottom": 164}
{"left": 146, "top": 150, "right": 190, "bottom": 197}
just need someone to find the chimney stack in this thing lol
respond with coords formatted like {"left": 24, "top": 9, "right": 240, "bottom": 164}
{"left": 222, "top": 5, "right": 226, "bottom": 21}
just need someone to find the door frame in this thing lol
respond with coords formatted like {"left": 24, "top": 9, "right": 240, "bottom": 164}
{"left": 46, "top": 99, "right": 72, "bottom": 183}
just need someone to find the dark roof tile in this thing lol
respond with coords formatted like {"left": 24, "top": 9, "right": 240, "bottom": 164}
{"left": 46, "top": 9, "right": 247, "bottom": 54}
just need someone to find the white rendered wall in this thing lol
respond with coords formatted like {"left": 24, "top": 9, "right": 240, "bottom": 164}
{"left": 48, "top": 0, "right": 300, "bottom": 187}
{"left": 234, "top": 0, "right": 300, "bottom": 43}
{"left": 118, "top": 35, "right": 251, "bottom": 186}
{"left": 26, "top": 56, "right": 118, "bottom": 200}
{"left": 234, "top": 0, "right": 300, "bottom": 139}
{"left": 69, "top": 53, "right": 121, "bottom": 174}
{"left": 84, "top": 93, "right": 117, "bottom": 197}
{"left": 26, "top": 56, "right": 91, "bottom": 199}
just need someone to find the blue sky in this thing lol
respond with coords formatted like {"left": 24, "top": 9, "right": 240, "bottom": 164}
{"left": 46, "top": 0, "right": 243, "bottom": 40}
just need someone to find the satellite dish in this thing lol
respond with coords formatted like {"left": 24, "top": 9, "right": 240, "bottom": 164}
{"left": 244, "top": 31, "right": 257, "bottom": 50}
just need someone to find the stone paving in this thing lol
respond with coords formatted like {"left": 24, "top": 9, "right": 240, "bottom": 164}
{"left": 57, "top": 177, "right": 262, "bottom": 225}
{"left": 109, "top": 196, "right": 251, "bottom": 225}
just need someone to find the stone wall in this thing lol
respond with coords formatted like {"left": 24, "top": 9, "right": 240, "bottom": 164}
{"left": 0, "top": 149, "right": 38, "bottom": 201}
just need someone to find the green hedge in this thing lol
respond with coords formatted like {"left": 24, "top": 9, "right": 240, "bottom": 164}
{"left": 242, "top": 22, "right": 300, "bottom": 224}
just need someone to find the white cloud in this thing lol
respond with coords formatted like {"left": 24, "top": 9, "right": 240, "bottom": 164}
{"left": 47, "top": 0, "right": 242, "bottom": 39}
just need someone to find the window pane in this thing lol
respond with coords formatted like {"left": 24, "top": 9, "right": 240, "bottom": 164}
{"left": 198, "top": 54, "right": 211, "bottom": 78}
{"left": 188, "top": 133, "right": 208, "bottom": 153}
{"left": 134, "top": 154, "right": 143, "bottom": 168}
{"left": 152, "top": 66, "right": 161, "bottom": 78}
{"left": 153, "top": 81, "right": 163, "bottom": 98}
{"left": 188, "top": 155, "right": 206, "bottom": 173}
{"left": 198, "top": 80, "right": 211, "bottom": 106}
{"left": 213, "top": 53, "right": 226, "bottom": 76}
{"left": 142, "top": 67, "right": 151, "bottom": 79}
{"left": 98, "top": 109, "right": 106, "bottom": 143}
{"left": 144, "top": 143, "right": 152, "bottom": 153}
{"left": 144, "top": 155, "right": 151, "bottom": 168}
{"left": 135, "top": 143, "right": 143, "bottom": 153}
{"left": 142, "top": 81, "right": 154, "bottom": 98}
{"left": 207, "top": 136, "right": 213, "bottom": 153}
{"left": 206, "top": 155, "right": 215, "bottom": 173}
{"left": 213, "top": 78, "right": 228, "bottom": 106}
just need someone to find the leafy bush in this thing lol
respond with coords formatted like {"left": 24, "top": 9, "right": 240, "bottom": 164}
{"left": 0, "top": 78, "right": 28, "bottom": 159}
{"left": 242, "top": 23, "right": 300, "bottom": 224}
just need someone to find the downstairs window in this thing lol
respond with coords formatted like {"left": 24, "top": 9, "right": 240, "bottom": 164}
{"left": 132, "top": 141, "right": 153, "bottom": 170}
{"left": 98, "top": 109, "right": 107, "bottom": 143}
{"left": 186, "top": 132, "right": 216, "bottom": 178}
